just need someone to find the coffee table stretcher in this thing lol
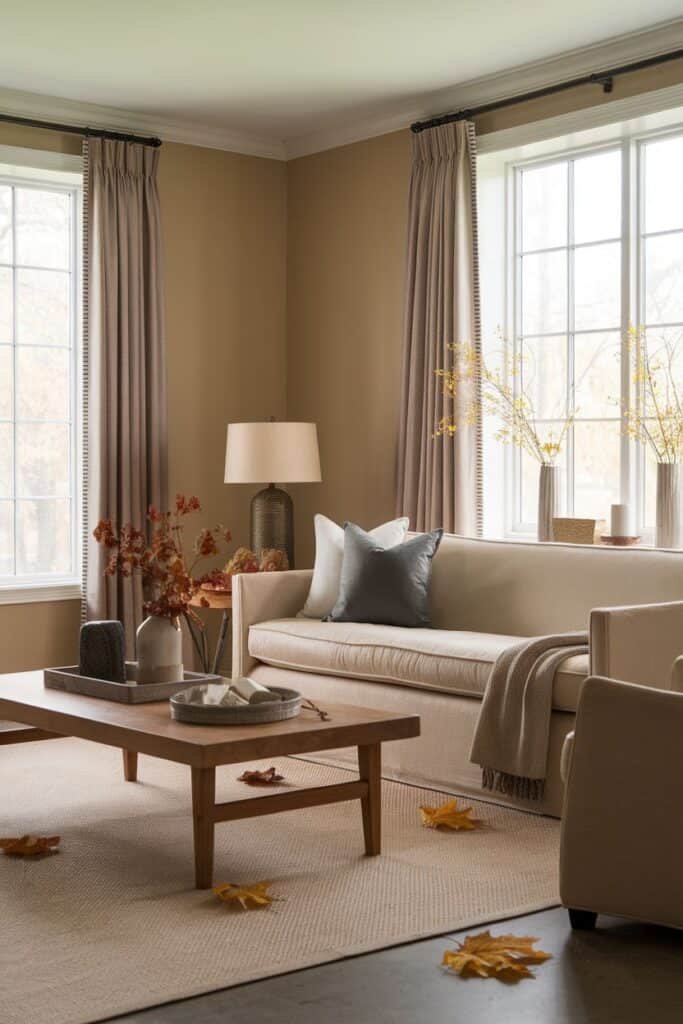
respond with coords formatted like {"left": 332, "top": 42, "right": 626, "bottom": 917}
{"left": 190, "top": 742, "right": 382, "bottom": 888}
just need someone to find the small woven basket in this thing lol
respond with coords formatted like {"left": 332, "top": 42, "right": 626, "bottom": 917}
{"left": 552, "top": 517, "right": 606, "bottom": 545}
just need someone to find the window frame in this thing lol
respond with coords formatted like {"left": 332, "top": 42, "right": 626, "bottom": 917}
{"left": 0, "top": 163, "right": 82, "bottom": 604}
{"left": 502, "top": 122, "right": 683, "bottom": 544}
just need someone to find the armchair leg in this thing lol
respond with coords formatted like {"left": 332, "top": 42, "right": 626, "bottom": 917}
{"left": 568, "top": 908, "right": 597, "bottom": 930}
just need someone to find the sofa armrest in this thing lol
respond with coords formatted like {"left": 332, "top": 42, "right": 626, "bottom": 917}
{"left": 231, "top": 570, "right": 313, "bottom": 678}
{"left": 590, "top": 600, "right": 683, "bottom": 689}
{"left": 560, "top": 675, "right": 683, "bottom": 927}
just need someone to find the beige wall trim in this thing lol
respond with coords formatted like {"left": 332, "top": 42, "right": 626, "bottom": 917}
{"left": 0, "top": 85, "right": 287, "bottom": 161}
{"left": 0, "top": 583, "right": 81, "bottom": 606}
{"left": 286, "top": 19, "right": 683, "bottom": 159}
{"left": 476, "top": 81, "right": 683, "bottom": 155}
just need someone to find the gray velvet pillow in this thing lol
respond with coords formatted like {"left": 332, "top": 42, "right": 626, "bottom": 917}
{"left": 328, "top": 523, "right": 443, "bottom": 627}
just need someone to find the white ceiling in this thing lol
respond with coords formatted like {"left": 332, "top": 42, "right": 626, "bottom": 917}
{"left": 1, "top": 3, "right": 683, "bottom": 157}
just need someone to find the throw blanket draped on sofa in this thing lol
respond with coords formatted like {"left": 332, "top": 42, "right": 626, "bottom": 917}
{"left": 470, "top": 632, "right": 589, "bottom": 800}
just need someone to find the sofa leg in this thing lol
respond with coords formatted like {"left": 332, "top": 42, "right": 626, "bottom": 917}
{"left": 569, "top": 908, "right": 597, "bottom": 930}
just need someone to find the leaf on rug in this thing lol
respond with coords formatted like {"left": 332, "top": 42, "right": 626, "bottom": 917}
{"left": 213, "top": 881, "right": 278, "bottom": 910}
{"left": 237, "top": 767, "right": 285, "bottom": 786}
{"left": 0, "top": 834, "right": 61, "bottom": 857}
{"left": 419, "top": 798, "right": 483, "bottom": 831}
{"left": 442, "top": 930, "right": 552, "bottom": 982}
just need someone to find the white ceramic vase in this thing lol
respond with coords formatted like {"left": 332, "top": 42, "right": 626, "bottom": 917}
{"left": 538, "top": 463, "right": 560, "bottom": 543}
{"left": 655, "top": 462, "right": 681, "bottom": 549}
{"left": 136, "top": 615, "right": 183, "bottom": 684}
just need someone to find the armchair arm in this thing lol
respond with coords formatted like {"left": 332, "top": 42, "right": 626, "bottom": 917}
{"left": 231, "top": 570, "right": 313, "bottom": 678}
{"left": 560, "top": 675, "right": 683, "bottom": 928}
{"left": 590, "top": 600, "right": 683, "bottom": 689}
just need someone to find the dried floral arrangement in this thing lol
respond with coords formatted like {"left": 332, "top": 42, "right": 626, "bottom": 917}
{"left": 624, "top": 325, "right": 683, "bottom": 463}
{"left": 93, "top": 495, "right": 233, "bottom": 622}
{"left": 435, "top": 341, "right": 574, "bottom": 466}
{"left": 200, "top": 546, "right": 290, "bottom": 593}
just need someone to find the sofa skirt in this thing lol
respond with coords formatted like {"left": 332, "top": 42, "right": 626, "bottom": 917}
{"left": 250, "top": 664, "right": 574, "bottom": 818}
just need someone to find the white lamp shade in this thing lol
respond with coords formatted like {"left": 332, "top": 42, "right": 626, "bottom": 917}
{"left": 224, "top": 422, "right": 322, "bottom": 484}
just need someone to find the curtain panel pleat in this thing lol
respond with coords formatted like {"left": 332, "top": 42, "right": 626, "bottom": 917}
{"left": 396, "top": 121, "right": 482, "bottom": 535}
{"left": 84, "top": 138, "right": 168, "bottom": 645}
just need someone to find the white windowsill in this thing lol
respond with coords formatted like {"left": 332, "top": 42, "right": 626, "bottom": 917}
{"left": 0, "top": 581, "right": 82, "bottom": 606}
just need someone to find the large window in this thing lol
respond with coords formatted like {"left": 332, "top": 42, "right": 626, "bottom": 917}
{"left": 0, "top": 159, "right": 81, "bottom": 594}
{"left": 482, "top": 121, "right": 683, "bottom": 541}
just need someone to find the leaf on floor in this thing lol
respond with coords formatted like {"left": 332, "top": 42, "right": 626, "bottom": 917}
{"left": 0, "top": 834, "right": 61, "bottom": 857}
{"left": 419, "top": 798, "right": 483, "bottom": 831}
{"left": 237, "top": 767, "right": 285, "bottom": 786}
{"left": 442, "top": 930, "right": 552, "bottom": 982}
{"left": 213, "top": 881, "right": 279, "bottom": 910}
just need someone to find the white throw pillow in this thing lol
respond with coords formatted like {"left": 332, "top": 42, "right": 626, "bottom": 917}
{"left": 300, "top": 514, "right": 410, "bottom": 619}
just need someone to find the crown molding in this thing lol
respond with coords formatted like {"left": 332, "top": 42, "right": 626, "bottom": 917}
{"left": 0, "top": 86, "right": 287, "bottom": 161}
{"left": 285, "top": 17, "right": 683, "bottom": 159}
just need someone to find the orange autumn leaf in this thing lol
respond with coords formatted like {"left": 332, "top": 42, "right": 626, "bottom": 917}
{"left": 238, "top": 767, "right": 285, "bottom": 786}
{"left": 442, "top": 930, "right": 552, "bottom": 982}
{"left": 0, "top": 834, "right": 60, "bottom": 857}
{"left": 214, "top": 881, "right": 277, "bottom": 910}
{"left": 420, "top": 798, "right": 483, "bottom": 831}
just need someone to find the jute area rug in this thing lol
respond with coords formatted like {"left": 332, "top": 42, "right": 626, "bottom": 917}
{"left": 1, "top": 738, "right": 560, "bottom": 1024}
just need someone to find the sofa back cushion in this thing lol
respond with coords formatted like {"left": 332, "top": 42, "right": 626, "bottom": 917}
{"left": 426, "top": 534, "right": 683, "bottom": 635}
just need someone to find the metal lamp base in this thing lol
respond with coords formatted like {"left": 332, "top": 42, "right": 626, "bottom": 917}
{"left": 250, "top": 485, "right": 294, "bottom": 568}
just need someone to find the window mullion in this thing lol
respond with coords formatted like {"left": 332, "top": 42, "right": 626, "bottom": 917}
{"left": 10, "top": 184, "right": 16, "bottom": 576}
{"left": 567, "top": 159, "right": 575, "bottom": 517}
{"left": 620, "top": 138, "right": 634, "bottom": 513}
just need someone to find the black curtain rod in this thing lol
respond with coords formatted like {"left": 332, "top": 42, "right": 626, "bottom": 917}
{"left": 0, "top": 110, "right": 162, "bottom": 147}
{"left": 411, "top": 48, "right": 683, "bottom": 133}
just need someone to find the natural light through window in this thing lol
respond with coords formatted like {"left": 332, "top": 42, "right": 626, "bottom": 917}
{"left": 0, "top": 160, "right": 81, "bottom": 593}
{"left": 515, "top": 146, "right": 624, "bottom": 528}
{"left": 479, "top": 114, "right": 683, "bottom": 542}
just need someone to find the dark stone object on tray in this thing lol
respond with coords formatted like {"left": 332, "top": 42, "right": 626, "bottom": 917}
{"left": 79, "top": 620, "right": 126, "bottom": 682}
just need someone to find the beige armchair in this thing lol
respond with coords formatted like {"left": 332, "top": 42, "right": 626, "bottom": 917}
{"left": 560, "top": 674, "right": 683, "bottom": 931}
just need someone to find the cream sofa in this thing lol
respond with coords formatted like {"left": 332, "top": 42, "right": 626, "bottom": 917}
{"left": 232, "top": 533, "right": 683, "bottom": 816}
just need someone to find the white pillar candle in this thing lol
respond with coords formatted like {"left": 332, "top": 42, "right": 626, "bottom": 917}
{"left": 610, "top": 504, "right": 630, "bottom": 537}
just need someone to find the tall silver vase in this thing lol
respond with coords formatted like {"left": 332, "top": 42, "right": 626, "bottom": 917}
{"left": 655, "top": 462, "right": 681, "bottom": 548}
{"left": 538, "top": 463, "right": 560, "bottom": 542}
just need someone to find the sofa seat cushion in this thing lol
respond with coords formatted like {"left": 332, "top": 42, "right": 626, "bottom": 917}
{"left": 248, "top": 619, "right": 587, "bottom": 713}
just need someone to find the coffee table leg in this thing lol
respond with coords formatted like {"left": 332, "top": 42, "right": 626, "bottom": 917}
{"left": 122, "top": 750, "right": 138, "bottom": 782}
{"left": 358, "top": 743, "right": 381, "bottom": 856}
{"left": 191, "top": 766, "right": 216, "bottom": 889}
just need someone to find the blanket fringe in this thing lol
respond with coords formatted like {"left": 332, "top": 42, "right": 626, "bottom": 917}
{"left": 482, "top": 766, "right": 545, "bottom": 802}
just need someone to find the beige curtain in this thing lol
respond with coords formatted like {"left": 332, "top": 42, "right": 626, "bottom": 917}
{"left": 396, "top": 121, "right": 481, "bottom": 535}
{"left": 84, "top": 138, "right": 168, "bottom": 641}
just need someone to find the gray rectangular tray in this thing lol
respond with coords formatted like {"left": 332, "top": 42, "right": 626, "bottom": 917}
{"left": 44, "top": 663, "right": 222, "bottom": 704}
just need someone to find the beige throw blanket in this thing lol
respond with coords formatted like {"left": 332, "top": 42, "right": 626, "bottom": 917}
{"left": 470, "top": 632, "right": 589, "bottom": 800}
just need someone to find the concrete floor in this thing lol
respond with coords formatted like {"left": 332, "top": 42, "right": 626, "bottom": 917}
{"left": 112, "top": 906, "right": 683, "bottom": 1024}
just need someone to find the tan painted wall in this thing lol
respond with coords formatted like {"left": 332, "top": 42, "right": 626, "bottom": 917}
{"left": 0, "top": 123, "right": 287, "bottom": 672}
{"left": 286, "top": 63, "right": 683, "bottom": 566}
{"left": 286, "top": 130, "right": 411, "bottom": 566}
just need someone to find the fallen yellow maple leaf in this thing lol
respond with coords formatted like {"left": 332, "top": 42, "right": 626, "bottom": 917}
{"left": 442, "top": 930, "right": 552, "bottom": 982}
{"left": 420, "top": 798, "right": 483, "bottom": 831}
{"left": 0, "top": 834, "right": 60, "bottom": 857}
{"left": 213, "top": 881, "right": 277, "bottom": 910}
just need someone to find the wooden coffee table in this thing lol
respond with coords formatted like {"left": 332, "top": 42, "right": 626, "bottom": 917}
{"left": 0, "top": 672, "right": 420, "bottom": 888}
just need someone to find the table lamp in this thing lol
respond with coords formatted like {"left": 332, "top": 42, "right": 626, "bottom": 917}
{"left": 224, "top": 421, "right": 321, "bottom": 568}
